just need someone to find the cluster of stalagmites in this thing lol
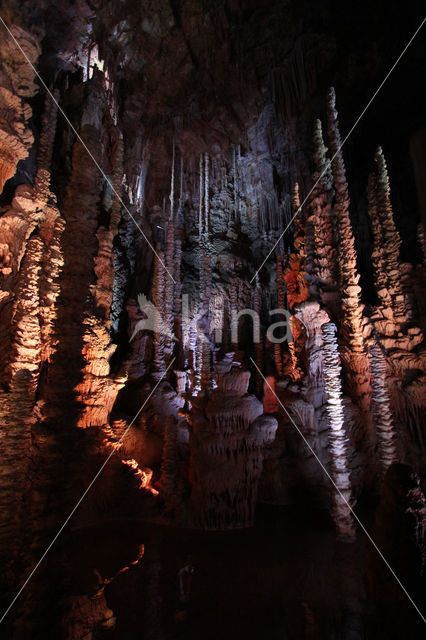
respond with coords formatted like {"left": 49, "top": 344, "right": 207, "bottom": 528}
{"left": 120, "top": 84, "right": 426, "bottom": 542}
{"left": 0, "top": 29, "right": 130, "bottom": 632}
{"left": 0, "top": 20, "right": 425, "bottom": 635}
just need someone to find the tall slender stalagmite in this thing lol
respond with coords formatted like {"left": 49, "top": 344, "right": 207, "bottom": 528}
{"left": 311, "top": 119, "right": 337, "bottom": 298}
{"left": 284, "top": 183, "right": 309, "bottom": 310}
{"left": 321, "top": 322, "right": 356, "bottom": 540}
{"left": 366, "top": 172, "right": 393, "bottom": 310}
{"left": 374, "top": 146, "right": 406, "bottom": 320}
{"left": 326, "top": 87, "right": 366, "bottom": 353}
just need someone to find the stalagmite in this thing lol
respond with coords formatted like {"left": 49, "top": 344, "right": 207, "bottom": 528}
{"left": 187, "top": 363, "right": 277, "bottom": 529}
{"left": 310, "top": 119, "right": 338, "bottom": 306}
{"left": 326, "top": 87, "right": 366, "bottom": 354}
{"left": 321, "top": 322, "right": 356, "bottom": 540}
{"left": 369, "top": 345, "right": 397, "bottom": 474}
{"left": 374, "top": 146, "right": 406, "bottom": 320}
{"left": 366, "top": 172, "right": 393, "bottom": 310}
{"left": 284, "top": 183, "right": 309, "bottom": 310}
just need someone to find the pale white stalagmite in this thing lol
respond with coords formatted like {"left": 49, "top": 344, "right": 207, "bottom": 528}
{"left": 369, "top": 345, "right": 397, "bottom": 473}
{"left": 374, "top": 146, "right": 406, "bottom": 320}
{"left": 321, "top": 322, "right": 356, "bottom": 540}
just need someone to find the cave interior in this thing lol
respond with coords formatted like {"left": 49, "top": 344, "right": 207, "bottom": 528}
{"left": 0, "top": 0, "right": 426, "bottom": 638}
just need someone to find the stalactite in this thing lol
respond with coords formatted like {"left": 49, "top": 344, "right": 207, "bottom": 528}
{"left": 199, "top": 153, "right": 203, "bottom": 240}
{"left": 163, "top": 220, "right": 175, "bottom": 364}
{"left": 200, "top": 247, "right": 212, "bottom": 390}
{"left": 321, "top": 322, "right": 356, "bottom": 541}
{"left": 253, "top": 276, "right": 263, "bottom": 395}
{"left": 274, "top": 254, "right": 284, "bottom": 377}
{"left": 204, "top": 151, "right": 209, "bottom": 236}
{"left": 169, "top": 140, "right": 175, "bottom": 219}
{"left": 173, "top": 238, "right": 182, "bottom": 327}
{"left": 369, "top": 345, "right": 397, "bottom": 474}
{"left": 110, "top": 130, "right": 124, "bottom": 233}
{"left": 151, "top": 248, "right": 166, "bottom": 377}
{"left": 374, "top": 146, "right": 406, "bottom": 320}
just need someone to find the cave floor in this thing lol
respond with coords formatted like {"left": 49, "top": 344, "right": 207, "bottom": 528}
{"left": 70, "top": 505, "right": 364, "bottom": 640}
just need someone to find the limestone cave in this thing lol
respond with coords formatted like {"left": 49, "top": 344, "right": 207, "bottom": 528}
{"left": 0, "top": 1, "right": 425, "bottom": 638}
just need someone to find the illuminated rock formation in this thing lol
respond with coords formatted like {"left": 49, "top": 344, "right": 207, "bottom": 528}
{"left": 283, "top": 183, "right": 309, "bottom": 310}
{"left": 321, "top": 322, "right": 356, "bottom": 540}
{"left": 186, "top": 362, "right": 277, "bottom": 529}
{"left": 310, "top": 119, "right": 339, "bottom": 316}
{"left": 326, "top": 87, "right": 367, "bottom": 353}
{"left": 369, "top": 345, "right": 397, "bottom": 474}
{"left": 0, "top": 25, "right": 39, "bottom": 191}
{"left": 374, "top": 147, "right": 406, "bottom": 320}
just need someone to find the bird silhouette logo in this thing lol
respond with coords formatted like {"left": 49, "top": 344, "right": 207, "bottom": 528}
{"left": 129, "top": 294, "right": 177, "bottom": 342}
